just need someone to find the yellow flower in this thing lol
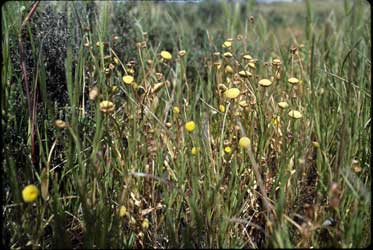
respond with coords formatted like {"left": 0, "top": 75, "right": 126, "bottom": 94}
{"left": 161, "top": 51, "right": 172, "bottom": 60}
{"left": 224, "top": 88, "right": 240, "bottom": 99}
{"left": 122, "top": 75, "right": 134, "bottom": 84}
{"left": 225, "top": 65, "right": 234, "bottom": 74}
{"left": 288, "top": 110, "right": 303, "bottom": 119}
{"left": 223, "top": 52, "right": 233, "bottom": 58}
{"left": 271, "top": 116, "right": 280, "bottom": 126}
{"left": 278, "top": 101, "right": 289, "bottom": 109}
{"left": 113, "top": 57, "right": 119, "bottom": 65}
{"left": 239, "top": 100, "right": 249, "bottom": 108}
{"left": 258, "top": 79, "right": 272, "bottom": 87}
{"left": 243, "top": 54, "right": 253, "bottom": 60}
{"left": 173, "top": 106, "right": 180, "bottom": 114}
{"left": 239, "top": 137, "right": 251, "bottom": 148}
{"left": 222, "top": 40, "right": 232, "bottom": 48}
{"left": 99, "top": 100, "right": 115, "bottom": 113}
{"left": 22, "top": 184, "right": 39, "bottom": 203}
{"left": 272, "top": 58, "right": 281, "bottom": 65}
{"left": 219, "top": 104, "right": 225, "bottom": 113}
{"left": 54, "top": 119, "right": 67, "bottom": 129}
{"left": 142, "top": 218, "right": 149, "bottom": 230}
{"left": 238, "top": 70, "right": 252, "bottom": 78}
{"left": 185, "top": 121, "right": 196, "bottom": 132}
{"left": 248, "top": 62, "right": 256, "bottom": 69}
{"left": 191, "top": 147, "right": 200, "bottom": 155}
{"left": 224, "top": 146, "right": 232, "bottom": 154}
{"left": 288, "top": 77, "right": 299, "bottom": 85}
{"left": 119, "top": 205, "right": 127, "bottom": 217}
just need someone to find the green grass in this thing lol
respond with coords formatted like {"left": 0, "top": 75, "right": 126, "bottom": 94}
{"left": 2, "top": 0, "right": 371, "bottom": 248}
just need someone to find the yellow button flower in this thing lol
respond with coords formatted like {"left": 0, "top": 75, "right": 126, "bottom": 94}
{"left": 122, "top": 75, "right": 134, "bottom": 84}
{"left": 239, "top": 137, "right": 251, "bottom": 148}
{"left": 142, "top": 218, "right": 149, "bottom": 230}
{"left": 185, "top": 121, "right": 196, "bottom": 132}
{"left": 278, "top": 101, "right": 289, "bottom": 109}
{"left": 243, "top": 54, "right": 253, "bottom": 60}
{"left": 288, "top": 77, "right": 299, "bottom": 85}
{"left": 225, "top": 65, "right": 234, "bottom": 74}
{"left": 219, "top": 104, "right": 225, "bottom": 113}
{"left": 224, "top": 88, "right": 240, "bottom": 99}
{"left": 173, "top": 106, "right": 180, "bottom": 114}
{"left": 119, "top": 205, "right": 127, "bottom": 217}
{"left": 224, "top": 146, "right": 232, "bottom": 154}
{"left": 191, "top": 147, "right": 200, "bottom": 155}
{"left": 99, "top": 100, "right": 115, "bottom": 113}
{"left": 161, "top": 51, "right": 172, "bottom": 60}
{"left": 258, "top": 79, "right": 272, "bottom": 87}
{"left": 288, "top": 110, "right": 303, "bottom": 119}
{"left": 222, "top": 40, "right": 232, "bottom": 48}
{"left": 238, "top": 70, "right": 252, "bottom": 78}
{"left": 22, "top": 184, "right": 39, "bottom": 203}
{"left": 223, "top": 52, "right": 233, "bottom": 58}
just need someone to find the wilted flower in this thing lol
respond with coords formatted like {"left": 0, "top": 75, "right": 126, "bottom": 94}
{"left": 178, "top": 50, "right": 186, "bottom": 57}
{"left": 54, "top": 119, "right": 67, "bottom": 129}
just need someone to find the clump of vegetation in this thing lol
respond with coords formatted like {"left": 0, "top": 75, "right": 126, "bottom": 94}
{"left": 2, "top": 0, "right": 371, "bottom": 249}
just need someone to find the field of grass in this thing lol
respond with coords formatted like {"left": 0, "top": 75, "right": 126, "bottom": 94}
{"left": 1, "top": 0, "right": 371, "bottom": 248}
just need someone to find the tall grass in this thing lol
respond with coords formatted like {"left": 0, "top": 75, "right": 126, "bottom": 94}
{"left": 2, "top": 0, "right": 371, "bottom": 248}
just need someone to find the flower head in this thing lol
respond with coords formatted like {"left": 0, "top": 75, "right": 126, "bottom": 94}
{"left": 223, "top": 52, "right": 233, "bottom": 58}
{"left": 142, "top": 218, "right": 149, "bottom": 230}
{"left": 288, "top": 77, "right": 299, "bottom": 85}
{"left": 178, "top": 50, "right": 186, "bottom": 57}
{"left": 258, "top": 79, "right": 272, "bottom": 87}
{"left": 239, "top": 137, "right": 251, "bottom": 148}
{"left": 119, "top": 205, "right": 127, "bottom": 217}
{"left": 99, "top": 100, "right": 115, "bottom": 113}
{"left": 191, "top": 147, "right": 200, "bottom": 155}
{"left": 173, "top": 106, "right": 180, "bottom": 114}
{"left": 224, "top": 146, "right": 232, "bottom": 154}
{"left": 219, "top": 104, "right": 225, "bottom": 113}
{"left": 243, "top": 54, "right": 253, "bottom": 60}
{"left": 54, "top": 119, "right": 67, "bottom": 129}
{"left": 239, "top": 70, "right": 252, "bottom": 78}
{"left": 224, "top": 88, "right": 240, "bottom": 99}
{"left": 278, "top": 101, "right": 289, "bottom": 109}
{"left": 185, "top": 121, "right": 196, "bottom": 132}
{"left": 288, "top": 110, "right": 303, "bottom": 119}
{"left": 223, "top": 40, "right": 232, "bottom": 48}
{"left": 22, "top": 184, "right": 39, "bottom": 203}
{"left": 123, "top": 75, "right": 134, "bottom": 85}
{"left": 161, "top": 51, "right": 172, "bottom": 60}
